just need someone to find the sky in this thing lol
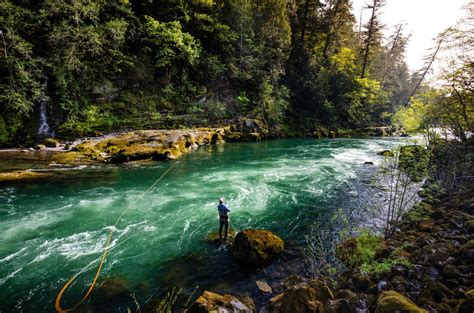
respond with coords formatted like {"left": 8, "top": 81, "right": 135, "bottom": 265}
{"left": 351, "top": 0, "right": 467, "bottom": 71}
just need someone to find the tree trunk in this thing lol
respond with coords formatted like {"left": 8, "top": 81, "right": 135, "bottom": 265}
{"left": 361, "top": 0, "right": 377, "bottom": 78}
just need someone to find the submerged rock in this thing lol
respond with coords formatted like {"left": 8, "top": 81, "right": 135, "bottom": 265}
{"left": 233, "top": 229, "right": 284, "bottom": 267}
{"left": 375, "top": 290, "right": 427, "bottom": 313}
{"left": 92, "top": 277, "right": 131, "bottom": 306}
{"left": 186, "top": 290, "right": 256, "bottom": 313}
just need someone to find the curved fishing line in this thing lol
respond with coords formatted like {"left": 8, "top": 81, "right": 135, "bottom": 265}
{"left": 71, "top": 231, "right": 139, "bottom": 277}
{"left": 55, "top": 161, "right": 179, "bottom": 313}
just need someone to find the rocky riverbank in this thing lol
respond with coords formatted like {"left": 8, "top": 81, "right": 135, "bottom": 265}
{"left": 181, "top": 184, "right": 473, "bottom": 313}
{"left": 0, "top": 119, "right": 268, "bottom": 183}
{"left": 0, "top": 121, "right": 409, "bottom": 185}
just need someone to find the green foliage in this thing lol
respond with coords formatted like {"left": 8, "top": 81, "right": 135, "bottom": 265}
{"left": 0, "top": 0, "right": 438, "bottom": 143}
{"left": 405, "top": 202, "right": 432, "bottom": 223}
{"left": 399, "top": 145, "right": 430, "bottom": 182}
{"left": 346, "top": 228, "right": 382, "bottom": 267}
{"left": 391, "top": 98, "right": 427, "bottom": 133}
{"left": 236, "top": 92, "right": 250, "bottom": 107}
{"left": 144, "top": 16, "right": 201, "bottom": 68}
{"left": 344, "top": 77, "right": 386, "bottom": 127}
{"left": 360, "top": 256, "right": 411, "bottom": 278}
{"left": 58, "top": 105, "right": 118, "bottom": 137}
{"left": 348, "top": 229, "right": 412, "bottom": 278}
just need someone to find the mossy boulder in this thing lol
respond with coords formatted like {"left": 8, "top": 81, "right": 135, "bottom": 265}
{"left": 44, "top": 138, "right": 60, "bottom": 147}
{"left": 269, "top": 283, "right": 325, "bottom": 313}
{"left": 375, "top": 291, "right": 427, "bottom": 313}
{"left": 186, "top": 290, "right": 256, "bottom": 313}
{"left": 34, "top": 144, "right": 46, "bottom": 151}
{"left": 233, "top": 229, "right": 284, "bottom": 267}
{"left": 308, "top": 279, "right": 334, "bottom": 302}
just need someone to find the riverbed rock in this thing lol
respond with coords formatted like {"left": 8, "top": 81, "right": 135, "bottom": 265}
{"left": 186, "top": 290, "right": 256, "bottom": 313}
{"left": 35, "top": 144, "right": 46, "bottom": 150}
{"left": 233, "top": 229, "right": 284, "bottom": 267}
{"left": 375, "top": 291, "right": 427, "bottom": 313}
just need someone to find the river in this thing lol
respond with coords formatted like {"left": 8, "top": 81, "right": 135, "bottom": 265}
{"left": 0, "top": 137, "right": 414, "bottom": 312}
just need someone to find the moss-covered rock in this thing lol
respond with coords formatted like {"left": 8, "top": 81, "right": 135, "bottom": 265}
{"left": 0, "top": 170, "right": 54, "bottom": 184}
{"left": 186, "top": 290, "right": 256, "bottom": 313}
{"left": 375, "top": 291, "right": 427, "bottom": 313}
{"left": 308, "top": 279, "right": 334, "bottom": 302}
{"left": 44, "top": 138, "right": 60, "bottom": 147}
{"left": 269, "top": 283, "right": 325, "bottom": 313}
{"left": 233, "top": 229, "right": 284, "bottom": 267}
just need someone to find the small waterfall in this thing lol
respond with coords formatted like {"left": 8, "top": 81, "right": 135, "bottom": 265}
{"left": 38, "top": 79, "right": 53, "bottom": 136}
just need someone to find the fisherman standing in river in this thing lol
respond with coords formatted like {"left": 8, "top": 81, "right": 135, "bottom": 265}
{"left": 217, "top": 197, "right": 231, "bottom": 241}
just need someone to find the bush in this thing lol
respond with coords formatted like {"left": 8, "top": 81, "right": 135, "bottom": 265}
{"left": 340, "top": 229, "right": 412, "bottom": 278}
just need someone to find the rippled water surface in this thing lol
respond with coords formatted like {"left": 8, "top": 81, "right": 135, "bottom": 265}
{"left": 0, "top": 138, "right": 412, "bottom": 311}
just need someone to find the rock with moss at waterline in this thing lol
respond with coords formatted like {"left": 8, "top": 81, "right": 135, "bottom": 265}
{"left": 232, "top": 229, "right": 284, "bottom": 267}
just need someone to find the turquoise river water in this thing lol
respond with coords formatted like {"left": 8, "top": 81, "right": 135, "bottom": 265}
{"left": 0, "top": 138, "right": 412, "bottom": 312}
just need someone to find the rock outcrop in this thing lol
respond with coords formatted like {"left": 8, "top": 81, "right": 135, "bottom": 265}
{"left": 232, "top": 229, "right": 284, "bottom": 267}
{"left": 186, "top": 291, "right": 256, "bottom": 313}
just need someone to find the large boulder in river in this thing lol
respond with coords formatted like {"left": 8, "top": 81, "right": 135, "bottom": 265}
{"left": 375, "top": 290, "right": 427, "bottom": 313}
{"left": 233, "top": 229, "right": 284, "bottom": 267}
{"left": 186, "top": 290, "right": 256, "bottom": 313}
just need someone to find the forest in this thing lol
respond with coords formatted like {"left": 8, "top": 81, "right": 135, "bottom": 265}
{"left": 3, "top": 0, "right": 471, "bottom": 145}
{"left": 0, "top": 1, "right": 474, "bottom": 313}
